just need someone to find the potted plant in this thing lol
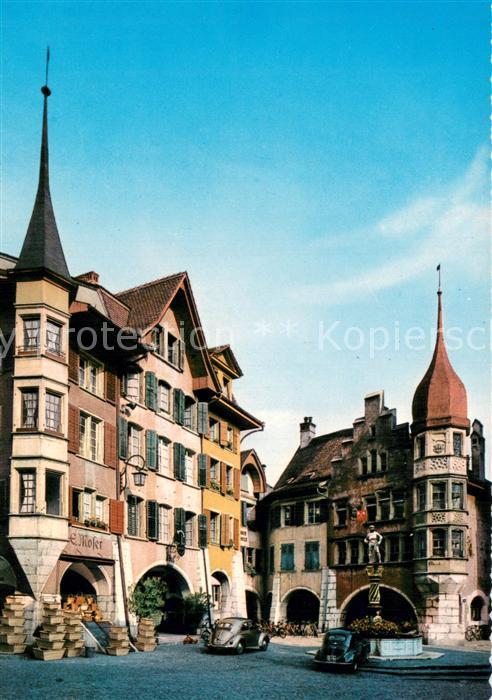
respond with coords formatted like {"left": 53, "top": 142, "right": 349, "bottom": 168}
{"left": 128, "top": 576, "right": 168, "bottom": 628}
{"left": 244, "top": 563, "right": 256, "bottom": 577}
{"left": 182, "top": 592, "right": 209, "bottom": 634}
{"left": 210, "top": 479, "right": 221, "bottom": 492}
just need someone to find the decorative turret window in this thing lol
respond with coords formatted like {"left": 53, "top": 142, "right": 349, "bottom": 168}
{"left": 415, "top": 531, "right": 426, "bottom": 558}
{"left": 416, "top": 483, "right": 426, "bottom": 511}
{"left": 19, "top": 469, "right": 36, "bottom": 513}
{"left": 23, "top": 317, "right": 40, "bottom": 352}
{"left": 431, "top": 482, "right": 446, "bottom": 510}
{"left": 46, "top": 319, "right": 62, "bottom": 356}
{"left": 431, "top": 528, "right": 446, "bottom": 557}
{"left": 45, "top": 392, "right": 62, "bottom": 433}
{"left": 416, "top": 435, "right": 425, "bottom": 459}
{"left": 451, "top": 482, "right": 464, "bottom": 510}
{"left": 451, "top": 529, "right": 464, "bottom": 558}
{"left": 453, "top": 432, "right": 463, "bottom": 456}
{"left": 21, "top": 389, "right": 38, "bottom": 429}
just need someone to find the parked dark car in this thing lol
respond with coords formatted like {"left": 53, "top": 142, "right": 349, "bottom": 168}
{"left": 206, "top": 617, "right": 270, "bottom": 655}
{"left": 313, "top": 628, "right": 370, "bottom": 672}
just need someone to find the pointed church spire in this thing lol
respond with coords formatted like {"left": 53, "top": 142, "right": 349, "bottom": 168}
{"left": 16, "top": 51, "right": 71, "bottom": 281}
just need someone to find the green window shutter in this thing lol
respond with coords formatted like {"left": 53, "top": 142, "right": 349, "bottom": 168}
{"left": 145, "top": 372, "right": 157, "bottom": 410}
{"left": 173, "top": 389, "right": 180, "bottom": 423}
{"left": 197, "top": 402, "right": 209, "bottom": 435}
{"left": 146, "top": 430, "right": 157, "bottom": 470}
{"left": 178, "top": 339, "right": 185, "bottom": 371}
{"left": 179, "top": 443, "right": 186, "bottom": 481}
{"left": 179, "top": 390, "right": 185, "bottom": 425}
{"left": 173, "top": 442, "right": 182, "bottom": 479}
{"left": 118, "top": 417, "right": 128, "bottom": 459}
{"left": 174, "top": 507, "right": 185, "bottom": 541}
{"left": 198, "top": 514, "right": 208, "bottom": 548}
{"left": 147, "top": 500, "right": 158, "bottom": 540}
{"left": 198, "top": 454, "right": 208, "bottom": 488}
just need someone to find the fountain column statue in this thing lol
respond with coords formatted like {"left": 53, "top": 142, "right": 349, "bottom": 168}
{"left": 364, "top": 525, "right": 384, "bottom": 619}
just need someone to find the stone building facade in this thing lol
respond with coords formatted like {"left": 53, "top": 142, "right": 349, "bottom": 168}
{"left": 257, "top": 294, "right": 490, "bottom": 644}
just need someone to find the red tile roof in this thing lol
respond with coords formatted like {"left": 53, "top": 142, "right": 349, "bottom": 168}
{"left": 99, "top": 289, "right": 130, "bottom": 328}
{"left": 116, "top": 273, "right": 186, "bottom": 331}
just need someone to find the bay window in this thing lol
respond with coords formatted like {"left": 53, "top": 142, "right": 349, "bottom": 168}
{"left": 45, "top": 392, "right": 62, "bottom": 432}
{"left": 21, "top": 389, "right": 38, "bottom": 429}
{"left": 23, "top": 317, "right": 40, "bottom": 352}
{"left": 432, "top": 528, "right": 446, "bottom": 557}
{"left": 46, "top": 320, "right": 62, "bottom": 355}
{"left": 432, "top": 482, "right": 446, "bottom": 510}
{"left": 19, "top": 470, "right": 36, "bottom": 513}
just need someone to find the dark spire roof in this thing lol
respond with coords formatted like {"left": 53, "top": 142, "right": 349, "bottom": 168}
{"left": 15, "top": 84, "right": 70, "bottom": 281}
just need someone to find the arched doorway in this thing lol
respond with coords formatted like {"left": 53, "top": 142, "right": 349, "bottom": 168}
{"left": 211, "top": 571, "right": 230, "bottom": 619}
{"left": 59, "top": 562, "right": 110, "bottom": 621}
{"left": 341, "top": 586, "right": 418, "bottom": 626}
{"left": 285, "top": 589, "right": 319, "bottom": 623}
{"left": 138, "top": 565, "right": 190, "bottom": 633}
{"left": 246, "top": 590, "right": 261, "bottom": 621}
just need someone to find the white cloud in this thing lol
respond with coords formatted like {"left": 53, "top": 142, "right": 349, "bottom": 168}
{"left": 291, "top": 147, "right": 489, "bottom": 306}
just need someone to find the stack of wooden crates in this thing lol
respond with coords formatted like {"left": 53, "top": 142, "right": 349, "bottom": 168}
{"left": 0, "top": 596, "right": 27, "bottom": 654}
{"left": 106, "top": 626, "right": 130, "bottom": 656}
{"left": 136, "top": 618, "right": 156, "bottom": 652}
{"left": 64, "top": 612, "right": 85, "bottom": 657}
{"left": 32, "top": 602, "right": 66, "bottom": 660}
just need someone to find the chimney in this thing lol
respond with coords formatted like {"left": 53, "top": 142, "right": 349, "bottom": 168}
{"left": 76, "top": 271, "right": 100, "bottom": 286}
{"left": 300, "top": 417, "right": 316, "bottom": 449}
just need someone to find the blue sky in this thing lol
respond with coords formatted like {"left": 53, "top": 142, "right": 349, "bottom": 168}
{"left": 1, "top": 1, "right": 489, "bottom": 483}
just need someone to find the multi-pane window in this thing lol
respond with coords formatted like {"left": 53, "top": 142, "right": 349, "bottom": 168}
{"left": 45, "top": 471, "right": 62, "bottom": 516}
{"left": 45, "top": 392, "right": 62, "bottom": 432}
{"left": 226, "top": 466, "right": 233, "bottom": 493}
{"left": 417, "top": 483, "right": 427, "bottom": 511}
{"left": 209, "top": 419, "right": 219, "bottom": 442}
{"left": 432, "top": 529, "right": 446, "bottom": 557}
{"left": 365, "top": 496, "right": 377, "bottom": 522}
{"left": 451, "top": 482, "right": 464, "bottom": 510}
{"left": 151, "top": 327, "right": 165, "bottom": 356}
{"left": 95, "top": 496, "right": 106, "bottom": 522}
{"left": 21, "top": 389, "right": 39, "bottom": 429}
{"left": 370, "top": 450, "right": 378, "bottom": 473}
{"left": 378, "top": 491, "right": 390, "bottom": 520}
{"left": 415, "top": 530, "right": 426, "bottom": 558}
{"left": 226, "top": 426, "right": 233, "bottom": 449}
{"left": 282, "top": 505, "right": 293, "bottom": 527}
{"left": 157, "top": 437, "right": 170, "bottom": 474}
{"left": 158, "top": 382, "right": 170, "bottom": 413}
{"left": 389, "top": 536, "right": 400, "bottom": 562}
{"left": 82, "top": 491, "right": 92, "bottom": 521}
{"left": 185, "top": 512, "right": 196, "bottom": 547}
{"left": 360, "top": 456, "right": 368, "bottom": 475}
{"left": 23, "top": 317, "right": 40, "bottom": 351}
{"left": 127, "top": 496, "right": 142, "bottom": 536}
{"left": 46, "top": 320, "right": 62, "bottom": 355}
{"left": 159, "top": 505, "right": 170, "bottom": 543}
{"left": 392, "top": 492, "right": 405, "bottom": 519}
{"left": 126, "top": 373, "right": 140, "bottom": 403}
{"left": 335, "top": 502, "right": 347, "bottom": 526}
{"left": 453, "top": 432, "right": 463, "bottom": 456}
{"left": 79, "top": 413, "right": 102, "bottom": 462}
{"left": 167, "top": 333, "right": 178, "bottom": 365}
{"left": 79, "top": 356, "right": 100, "bottom": 395}
{"left": 380, "top": 452, "right": 388, "bottom": 472}
{"left": 432, "top": 482, "right": 446, "bottom": 510}
{"left": 210, "top": 459, "right": 220, "bottom": 482}
{"left": 337, "top": 541, "right": 346, "bottom": 565}
{"left": 184, "top": 399, "right": 196, "bottom": 430}
{"left": 306, "top": 501, "right": 321, "bottom": 524}
{"left": 19, "top": 470, "right": 36, "bottom": 513}
{"left": 416, "top": 435, "right": 425, "bottom": 458}
{"left": 210, "top": 512, "right": 220, "bottom": 544}
{"left": 185, "top": 451, "right": 195, "bottom": 485}
{"left": 350, "top": 540, "right": 359, "bottom": 565}
{"left": 128, "top": 425, "right": 142, "bottom": 458}
{"left": 280, "top": 543, "right": 295, "bottom": 571}
{"left": 304, "top": 541, "right": 320, "bottom": 570}
{"left": 451, "top": 529, "right": 464, "bottom": 558}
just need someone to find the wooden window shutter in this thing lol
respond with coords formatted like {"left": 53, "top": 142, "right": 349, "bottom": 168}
{"left": 220, "top": 514, "right": 228, "bottom": 546}
{"left": 220, "top": 462, "right": 227, "bottom": 495}
{"left": 174, "top": 507, "right": 185, "bottom": 540}
{"left": 147, "top": 500, "right": 159, "bottom": 540}
{"left": 198, "top": 514, "right": 208, "bottom": 548}
{"left": 197, "top": 402, "right": 208, "bottom": 435}
{"left": 118, "top": 417, "right": 128, "bottom": 459}
{"left": 68, "top": 405, "right": 80, "bottom": 454}
{"left": 294, "top": 501, "right": 305, "bottom": 526}
{"left": 271, "top": 506, "right": 281, "bottom": 529}
{"left": 145, "top": 372, "right": 157, "bottom": 411}
{"left": 146, "top": 430, "right": 157, "bottom": 470}
{"left": 173, "top": 443, "right": 180, "bottom": 479}
{"left": 173, "top": 389, "right": 180, "bottom": 423}
{"left": 219, "top": 421, "right": 228, "bottom": 446}
{"left": 68, "top": 486, "right": 73, "bottom": 519}
{"left": 180, "top": 444, "right": 186, "bottom": 481}
{"left": 109, "top": 499, "right": 125, "bottom": 535}
{"left": 232, "top": 428, "right": 239, "bottom": 453}
{"left": 233, "top": 469, "right": 240, "bottom": 500}
{"left": 104, "top": 423, "right": 117, "bottom": 468}
{"left": 178, "top": 339, "right": 185, "bottom": 371}
{"left": 233, "top": 518, "right": 240, "bottom": 549}
{"left": 179, "top": 390, "right": 185, "bottom": 425}
{"left": 105, "top": 371, "right": 117, "bottom": 404}
{"left": 174, "top": 443, "right": 185, "bottom": 480}
{"left": 121, "top": 373, "right": 128, "bottom": 397}
{"left": 203, "top": 509, "right": 211, "bottom": 545}
{"left": 319, "top": 500, "right": 329, "bottom": 523}
{"left": 68, "top": 347, "right": 79, "bottom": 383}
{"left": 198, "top": 454, "right": 208, "bottom": 488}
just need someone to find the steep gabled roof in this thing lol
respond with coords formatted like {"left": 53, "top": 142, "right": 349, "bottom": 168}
{"left": 275, "top": 429, "right": 353, "bottom": 489}
{"left": 116, "top": 273, "right": 186, "bottom": 331}
{"left": 16, "top": 86, "right": 71, "bottom": 282}
{"left": 209, "top": 344, "right": 243, "bottom": 378}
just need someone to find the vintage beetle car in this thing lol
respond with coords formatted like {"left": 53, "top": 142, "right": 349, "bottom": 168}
{"left": 206, "top": 617, "right": 269, "bottom": 655}
{"left": 313, "top": 628, "right": 370, "bottom": 672}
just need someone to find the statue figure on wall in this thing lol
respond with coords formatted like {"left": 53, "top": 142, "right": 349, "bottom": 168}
{"left": 364, "top": 525, "right": 383, "bottom": 564}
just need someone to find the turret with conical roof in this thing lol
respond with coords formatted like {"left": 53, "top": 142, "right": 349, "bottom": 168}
{"left": 15, "top": 83, "right": 71, "bottom": 282}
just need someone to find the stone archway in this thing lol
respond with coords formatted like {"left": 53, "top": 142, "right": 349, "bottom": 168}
{"left": 245, "top": 590, "right": 261, "bottom": 621}
{"left": 281, "top": 588, "right": 320, "bottom": 624}
{"left": 136, "top": 564, "right": 191, "bottom": 633}
{"left": 340, "top": 585, "right": 418, "bottom": 626}
{"left": 59, "top": 561, "right": 112, "bottom": 620}
{"left": 211, "top": 570, "right": 231, "bottom": 619}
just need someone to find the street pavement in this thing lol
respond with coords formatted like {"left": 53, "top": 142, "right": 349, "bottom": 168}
{"left": 0, "top": 641, "right": 489, "bottom": 700}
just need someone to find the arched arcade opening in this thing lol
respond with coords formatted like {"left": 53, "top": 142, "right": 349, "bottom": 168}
{"left": 137, "top": 564, "right": 191, "bottom": 633}
{"left": 341, "top": 586, "right": 418, "bottom": 626}
{"left": 282, "top": 589, "right": 320, "bottom": 624}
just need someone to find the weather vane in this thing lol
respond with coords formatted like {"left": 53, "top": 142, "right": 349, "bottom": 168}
{"left": 437, "top": 263, "right": 441, "bottom": 292}
{"left": 45, "top": 46, "right": 50, "bottom": 86}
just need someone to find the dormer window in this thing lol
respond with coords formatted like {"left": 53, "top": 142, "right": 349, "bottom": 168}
{"left": 151, "top": 327, "right": 165, "bottom": 355}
